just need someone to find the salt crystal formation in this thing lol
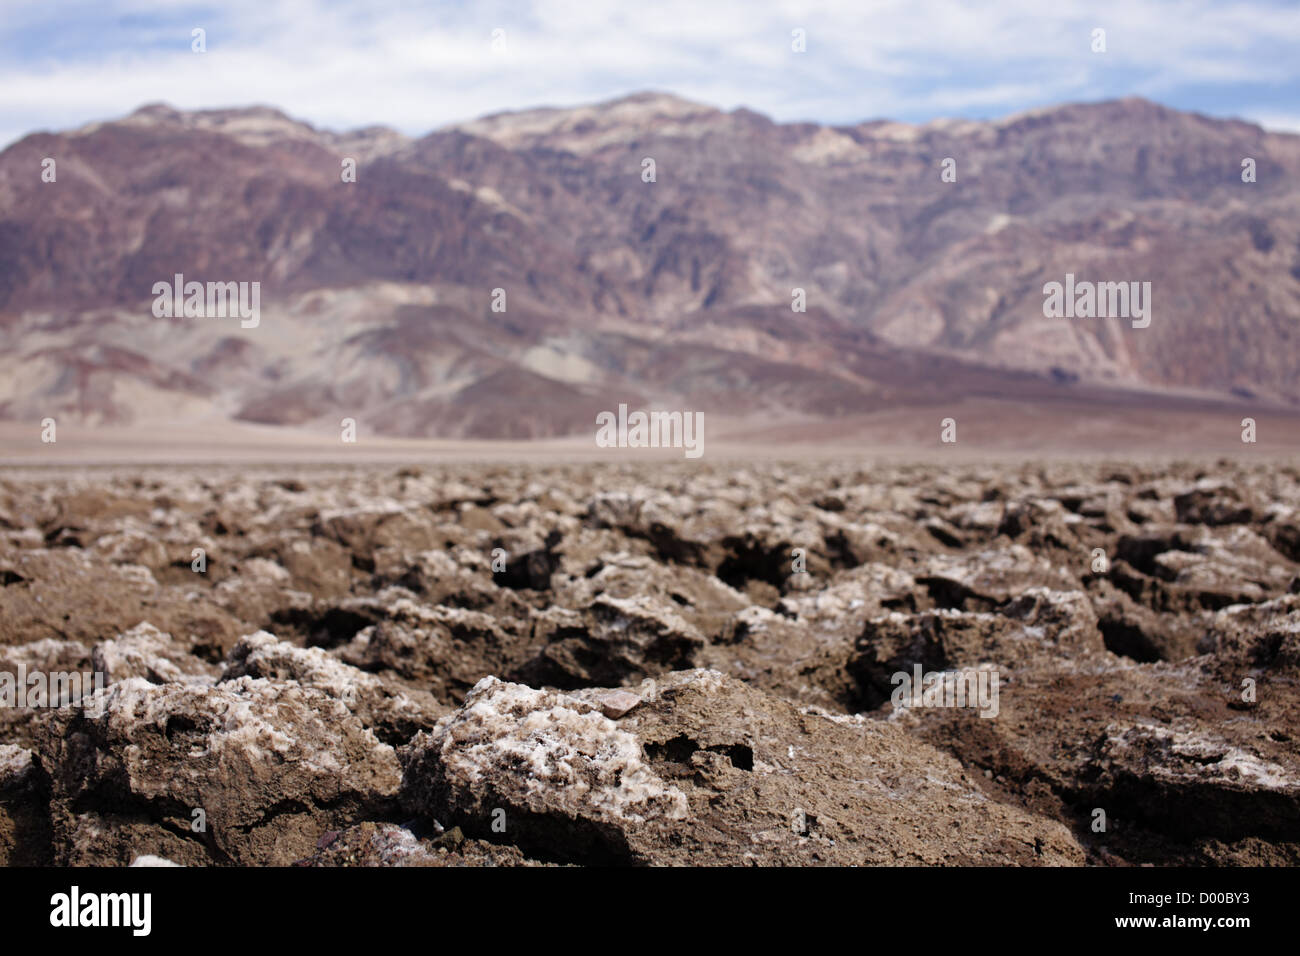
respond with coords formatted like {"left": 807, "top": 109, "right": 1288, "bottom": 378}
{"left": 1, "top": 461, "right": 1298, "bottom": 865}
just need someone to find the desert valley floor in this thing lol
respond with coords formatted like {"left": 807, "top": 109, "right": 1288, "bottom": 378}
{"left": 2, "top": 457, "right": 1298, "bottom": 866}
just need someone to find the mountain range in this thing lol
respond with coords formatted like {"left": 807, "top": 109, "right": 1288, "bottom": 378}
{"left": 2, "top": 92, "right": 1298, "bottom": 441}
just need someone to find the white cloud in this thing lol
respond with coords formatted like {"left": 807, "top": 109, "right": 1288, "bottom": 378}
{"left": 1243, "top": 111, "right": 1300, "bottom": 133}
{"left": 1, "top": 0, "right": 1297, "bottom": 147}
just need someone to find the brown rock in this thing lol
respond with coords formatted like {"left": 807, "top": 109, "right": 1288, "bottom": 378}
{"left": 37, "top": 676, "right": 402, "bottom": 865}
{"left": 400, "top": 670, "right": 1084, "bottom": 865}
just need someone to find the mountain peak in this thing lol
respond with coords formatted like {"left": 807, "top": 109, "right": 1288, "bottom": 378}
{"left": 110, "top": 103, "right": 324, "bottom": 150}
{"left": 450, "top": 90, "right": 720, "bottom": 152}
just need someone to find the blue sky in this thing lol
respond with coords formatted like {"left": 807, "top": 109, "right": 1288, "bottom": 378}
{"left": 3, "top": 0, "right": 1300, "bottom": 148}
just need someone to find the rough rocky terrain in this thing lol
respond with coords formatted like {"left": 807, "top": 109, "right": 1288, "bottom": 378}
{"left": 2, "top": 458, "right": 1298, "bottom": 866}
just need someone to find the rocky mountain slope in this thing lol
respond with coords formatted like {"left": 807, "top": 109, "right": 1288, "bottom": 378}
{"left": 2, "top": 93, "right": 1298, "bottom": 438}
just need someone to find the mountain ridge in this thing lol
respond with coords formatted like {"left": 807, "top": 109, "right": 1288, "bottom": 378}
{"left": 1, "top": 92, "right": 1297, "bottom": 439}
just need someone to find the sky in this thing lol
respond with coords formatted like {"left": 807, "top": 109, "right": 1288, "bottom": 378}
{"left": 3, "top": 0, "right": 1300, "bottom": 149}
